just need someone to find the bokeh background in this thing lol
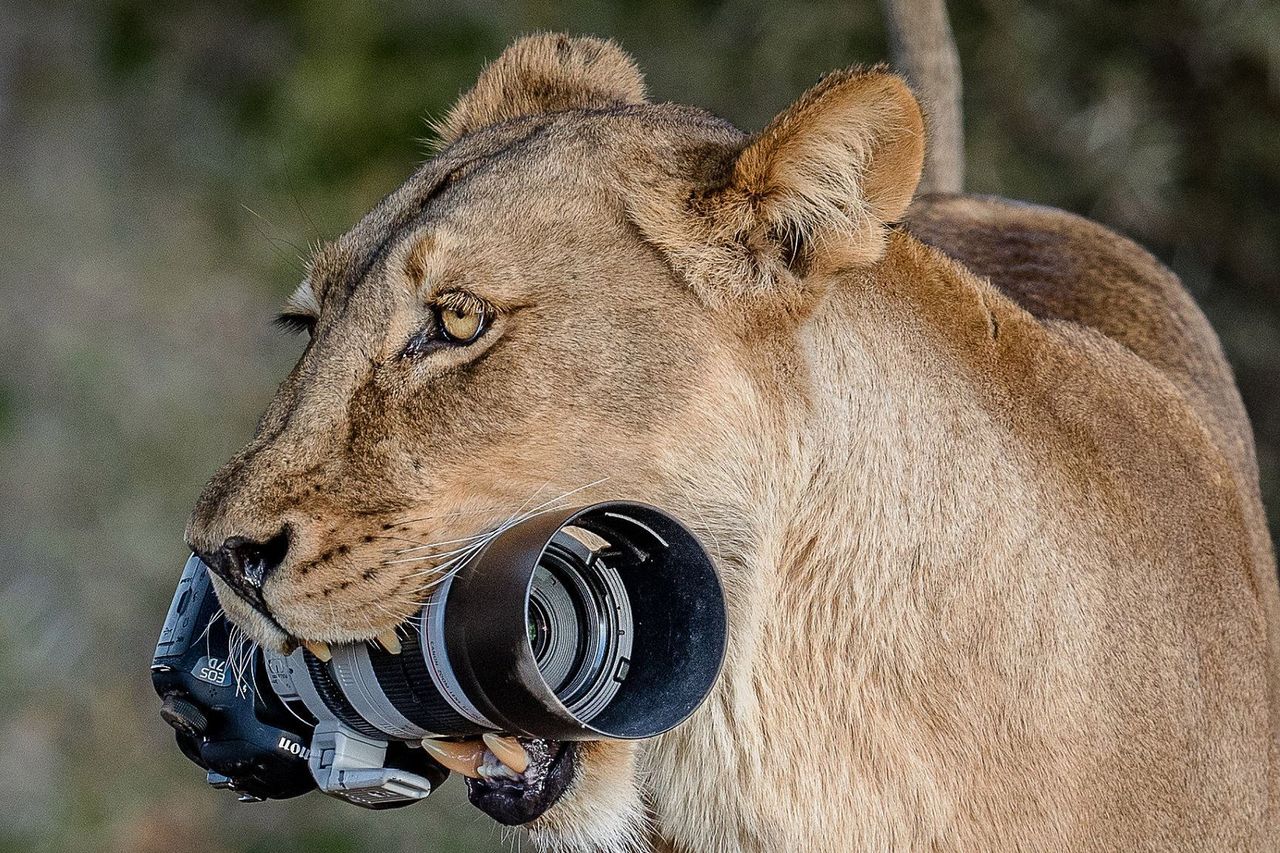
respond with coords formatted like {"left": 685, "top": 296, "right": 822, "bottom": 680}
{"left": 1, "top": 1, "right": 1276, "bottom": 850}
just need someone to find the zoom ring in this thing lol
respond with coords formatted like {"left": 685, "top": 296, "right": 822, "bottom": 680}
{"left": 303, "top": 651, "right": 387, "bottom": 739}
{"left": 367, "top": 630, "right": 481, "bottom": 737}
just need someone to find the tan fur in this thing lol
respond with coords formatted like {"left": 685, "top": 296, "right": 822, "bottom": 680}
{"left": 435, "top": 33, "right": 647, "bottom": 146}
{"left": 187, "top": 35, "right": 1279, "bottom": 851}
{"left": 627, "top": 68, "right": 923, "bottom": 314}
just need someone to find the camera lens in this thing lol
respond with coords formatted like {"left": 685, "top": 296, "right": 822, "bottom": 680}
{"left": 527, "top": 595, "right": 551, "bottom": 661}
{"left": 283, "top": 502, "right": 726, "bottom": 743}
{"left": 526, "top": 563, "right": 577, "bottom": 691}
{"left": 526, "top": 534, "right": 632, "bottom": 723}
{"left": 441, "top": 502, "right": 727, "bottom": 740}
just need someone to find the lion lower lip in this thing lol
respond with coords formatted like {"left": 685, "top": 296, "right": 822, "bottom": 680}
{"left": 465, "top": 738, "right": 576, "bottom": 826}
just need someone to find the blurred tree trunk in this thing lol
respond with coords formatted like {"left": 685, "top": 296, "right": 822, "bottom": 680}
{"left": 880, "top": 0, "right": 964, "bottom": 195}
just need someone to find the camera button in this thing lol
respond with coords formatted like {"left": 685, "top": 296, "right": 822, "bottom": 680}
{"left": 160, "top": 694, "right": 209, "bottom": 737}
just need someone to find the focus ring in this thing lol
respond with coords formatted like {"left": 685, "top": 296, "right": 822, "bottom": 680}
{"left": 303, "top": 651, "right": 386, "bottom": 739}
{"left": 368, "top": 630, "right": 481, "bottom": 736}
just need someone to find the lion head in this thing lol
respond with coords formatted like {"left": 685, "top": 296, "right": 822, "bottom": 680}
{"left": 186, "top": 33, "right": 923, "bottom": 850}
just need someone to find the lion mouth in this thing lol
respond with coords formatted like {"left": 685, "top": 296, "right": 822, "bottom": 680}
{"left": 467, "top": 738, "right": 575, "bottom": 824}
{"left": 421, "top": 736, "right": 577, "bottom": 825}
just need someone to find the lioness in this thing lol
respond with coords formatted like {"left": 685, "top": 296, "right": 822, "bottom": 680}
{"left": 186, "top": 34, "right": 1279, "bottom": 851}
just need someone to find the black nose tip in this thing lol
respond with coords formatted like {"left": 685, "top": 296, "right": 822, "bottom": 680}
{"left": 199, "top": 528, "right": 290, "bottom": 614}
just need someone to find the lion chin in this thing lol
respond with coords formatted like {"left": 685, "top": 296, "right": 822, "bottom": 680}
{"left": 524, "top": 741, "right": 649, "bottom": 853}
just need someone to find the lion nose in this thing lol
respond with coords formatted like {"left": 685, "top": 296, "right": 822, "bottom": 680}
{"left": 198, "top": 528, "right": 290, "bottom": 613}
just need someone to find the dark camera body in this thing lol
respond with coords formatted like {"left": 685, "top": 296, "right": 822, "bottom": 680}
{"left": 153, "top": 502, "right": 726, "bottom": 808}
{"left": 153, "top": 554, "right": 453, "bottom": 806}
{"left": 152, "top": 557, "right": 319, "bottom": 801}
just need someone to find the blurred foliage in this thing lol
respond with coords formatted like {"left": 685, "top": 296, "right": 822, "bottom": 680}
{"left": 0, "top": 0, "right": 1275, "bottom": 850}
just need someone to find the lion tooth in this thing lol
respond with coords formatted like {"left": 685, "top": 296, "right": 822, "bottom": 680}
{"left": 420, "top": 738, "right": 485, "bottom": 778}
{"left": 303, "top": 640, "right": 331, "bottom": 662}
{"left": 376, "top": 629, "right": 402, "bottom": 655}
{"left": 477, "top": 762, "right": 519, "bottom": 780}
{"left": 482, "top": 733, "right": 529, "bottom": 774}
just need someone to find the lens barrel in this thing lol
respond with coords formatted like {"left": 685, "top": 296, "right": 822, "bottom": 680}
{"left": 441, "top": 502, "right": 726, "bottom": 740}
{"left": 281, "top": 501, "right": 727, "bottom": 742}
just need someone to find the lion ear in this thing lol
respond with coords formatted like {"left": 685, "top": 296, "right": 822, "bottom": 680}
{"left": 436, "top": 33, "right": 647, "bottom": 144}
{"left": 732, "top": 68, "right": 925, "bottom": 248}
{"left": 632, "top": 69, "right": 925, "bottom": 310}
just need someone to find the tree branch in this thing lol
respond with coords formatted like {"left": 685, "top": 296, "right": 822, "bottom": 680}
{"left": 879, "top": 0, "right": 965, "bottom": 194}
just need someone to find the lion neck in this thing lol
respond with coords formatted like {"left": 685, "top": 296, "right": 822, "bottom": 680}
{"left": 734, "top": 229, "right": 1001, "bottom": 598}
{"left": 647, "top": 231, "right": 1034, "bottom": 850}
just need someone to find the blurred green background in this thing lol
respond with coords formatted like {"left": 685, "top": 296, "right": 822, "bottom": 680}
{"left": 1, "top": 0, "right": 1276, "bottom": 851}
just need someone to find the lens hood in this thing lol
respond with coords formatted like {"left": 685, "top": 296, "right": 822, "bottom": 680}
{"left": 440, "top": 501, "right": 727, "bottom": 740}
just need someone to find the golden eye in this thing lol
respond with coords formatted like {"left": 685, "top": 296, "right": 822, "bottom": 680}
{"left": 439, "top": 304, "right": 486, "bottom": 343}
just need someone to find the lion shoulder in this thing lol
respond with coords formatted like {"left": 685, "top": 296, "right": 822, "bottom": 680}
{"left": 904, "top": 193, "right": 1256, "bottom": 480}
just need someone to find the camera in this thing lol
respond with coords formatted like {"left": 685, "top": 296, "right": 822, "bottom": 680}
{"left": 153, "top": 501, "right": 727, "bottom": 808}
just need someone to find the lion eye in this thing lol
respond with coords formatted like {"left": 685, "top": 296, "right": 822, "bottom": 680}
{"left": 274, "top": 311, "right": 317, "bottom": 338}
{"left": 438, "top": 304, "right": 486, "bottom": 344}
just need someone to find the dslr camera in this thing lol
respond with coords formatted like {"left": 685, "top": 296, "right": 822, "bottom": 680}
{"left": 152, "top": 501, "right": 727, "bottom": 808}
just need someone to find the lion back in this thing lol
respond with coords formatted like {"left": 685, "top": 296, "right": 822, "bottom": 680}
{"left": 901, "top": 192, "right": 1280, "bottom": 835}
{"left": 906, "top": 193, "right": 1262, "bottom": 506}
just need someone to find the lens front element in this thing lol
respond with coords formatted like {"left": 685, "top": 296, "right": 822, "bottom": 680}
{"left": 528, "top": 534, "right": 634, "bottom": 724}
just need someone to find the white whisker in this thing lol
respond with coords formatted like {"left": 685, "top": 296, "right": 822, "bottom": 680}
{"left": 385, "top": 540, "right": 489, "bottom": 565}
{"left": 394, "top": 530, "right": 491, "bottom": 555}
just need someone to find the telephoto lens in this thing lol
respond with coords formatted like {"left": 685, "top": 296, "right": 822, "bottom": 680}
{"left": 156, "top": 501, "right": 727, "bottom": 807}
{"left": 273, "top": 501, "right": 727, "bottom": 742}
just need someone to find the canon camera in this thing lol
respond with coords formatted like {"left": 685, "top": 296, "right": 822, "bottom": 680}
{"left": 152, "top": 501, "right": 727, "bottom": 808}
